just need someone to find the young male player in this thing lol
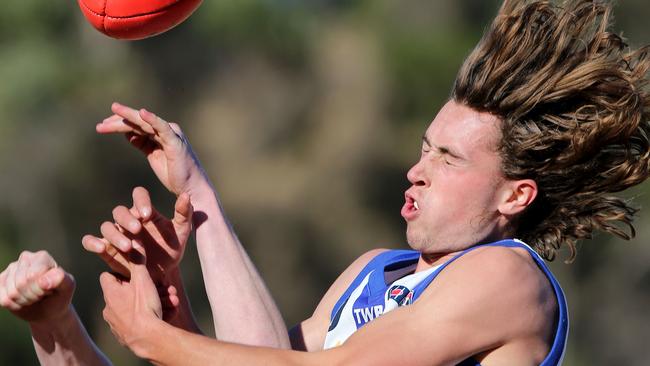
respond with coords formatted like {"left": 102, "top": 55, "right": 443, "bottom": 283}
{"left": 90, "top": 1, "right": 648, "bottom": 364}
{"left": 2, "top": 0, "right": 648, "bottom": 365}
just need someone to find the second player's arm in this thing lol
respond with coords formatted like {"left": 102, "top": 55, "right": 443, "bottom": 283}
{"left": 98, "top": 104, "right": 290, "bottom": 348}
{"left": 187, "top": 179, "right": 290, "bottom": 348}
{"left": 0, "top": 251, "right": 111, "bottom": 366}
{"left": 107, "top": 246, "right": 555, "bottom": 365}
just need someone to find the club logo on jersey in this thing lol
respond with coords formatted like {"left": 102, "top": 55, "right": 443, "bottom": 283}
{"left": 352, "top": 304, "right": 384, "bottom": 326}
{"left": 386, "top": 285, "right": 413, "bottom": 306}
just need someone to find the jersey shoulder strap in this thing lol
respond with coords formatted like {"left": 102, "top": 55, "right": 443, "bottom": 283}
{"left": 329, "top": 249, "right": 419, "bottom": 320}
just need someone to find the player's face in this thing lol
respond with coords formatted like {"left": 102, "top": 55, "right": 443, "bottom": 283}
{"left": 402, "top": 100, "right": 509, "bottom": 255}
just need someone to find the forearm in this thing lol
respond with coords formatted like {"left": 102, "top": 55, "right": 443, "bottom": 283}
{"left": 188, "top": 180, "right": 290, "bottom": 348}
{"left": 164, "top": 267, "right": 202, "bottom": 334}
{"left": 137, "top": 321, "right": 323, "bottom": 366}
{"left": 29, "top": 305, "right": 111, "bottom": 366}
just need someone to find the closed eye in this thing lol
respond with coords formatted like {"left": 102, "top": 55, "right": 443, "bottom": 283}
{"left": 421, "top": 135, "right": 463, "bottom": 166}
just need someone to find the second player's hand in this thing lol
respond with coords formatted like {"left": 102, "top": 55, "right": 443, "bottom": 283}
{"left": 82, "top": 186, "right": 193, "bottom": 282}
{"left": 100, "top": 259, "right": 164, "bottom": 357}
{"left": 96, "top": 102, "right": 209, "bottom": 196}
{"left": 0, "top": 251, "right": 75, "bottom": 324}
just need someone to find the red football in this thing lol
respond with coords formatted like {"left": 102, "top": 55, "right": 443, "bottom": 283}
{"left": 77, "top": 0, "right": 203, "bottom": 40}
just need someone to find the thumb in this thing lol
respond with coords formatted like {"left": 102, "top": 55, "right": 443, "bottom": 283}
{"left": 172, "top": 193, "right": 193, "bottom": 231}
{"left": 129, "top": 262, "right": 163, "bottom": 319}
{"left": 99, "top": 271, "right": 120, "bottom": 291}
{"left": 125, "top": 240, "right": 147, "bottom": 282}
{"left": 129, "top": 262, "right": 150, "bottom": 282}
{"left": 38, "top": 267, "right": 74, "bottom": 294}
{"left": 128, "top": 259, "right": 153, "bottom": 290}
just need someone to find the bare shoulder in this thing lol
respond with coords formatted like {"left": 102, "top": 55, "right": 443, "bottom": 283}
{"left": 418, "top": 245, "right": 558, "bottom": 362}
{"left": 452, "top": 244, "right": 548, "bottom": 283}
{"left": 292, "top": 248, "right": 389, "bottom": 351}
{"left": 430, "top": 244, "right": 557, "bottom": 317}
{"left": 452, "top": 245, "right": 554, "bottom": 300}
{"left": 326, "top": 245, "right": 559, "bottom": 365}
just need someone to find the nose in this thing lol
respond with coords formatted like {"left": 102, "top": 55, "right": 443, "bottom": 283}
{"left": 407, "top": 159, "right": 427, "bottom": 187}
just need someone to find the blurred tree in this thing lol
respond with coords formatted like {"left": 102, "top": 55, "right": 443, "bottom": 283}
{"left": 0, "top": 1, "right": 647, "bottom": 365}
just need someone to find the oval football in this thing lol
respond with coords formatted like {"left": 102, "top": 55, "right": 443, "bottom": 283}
{"left": 77, "top": 0, "right": 202, "bottom": 40}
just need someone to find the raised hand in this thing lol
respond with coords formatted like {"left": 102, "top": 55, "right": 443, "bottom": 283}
{"left": 100, "top": 257, "right": 163, "bottom": 353}
{"left": 96, "top": 102, "right": 209, "bottom": 196}
{"left": 0, "top": 251, "right": 75, "bottom": 324}
{"left": 82, "top": 186, "right": 193, "bottom": 283}
{"left": 96, "top": 104, "right": 289, "bottom": 347}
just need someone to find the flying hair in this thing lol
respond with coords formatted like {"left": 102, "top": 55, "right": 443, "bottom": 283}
{"left": 452, "top": 0, "right": 650, "bottom": 261}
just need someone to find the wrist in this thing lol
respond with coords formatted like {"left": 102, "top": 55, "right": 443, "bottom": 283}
{"left": 29, "top": 304, "right": 77, "bottom": 340}
{"left": 130, "top": 317, "right": 170, "bottom": 361}
{"left": 186, "top": 181, "right": 225, "bottom": 230}
{"left": 30, "top": 305, "right": 111, "bottom": 366}
{"left": 185, "top": 176, "right": 216, "bottom": 202}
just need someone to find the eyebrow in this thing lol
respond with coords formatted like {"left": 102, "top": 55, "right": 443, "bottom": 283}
{"left": 422, "top": 135, "right": 466, "bottom": 160}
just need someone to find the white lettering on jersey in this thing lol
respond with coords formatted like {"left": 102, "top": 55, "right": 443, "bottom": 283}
{"left": 353, "top": 305, "right": 384, "bottom": 324}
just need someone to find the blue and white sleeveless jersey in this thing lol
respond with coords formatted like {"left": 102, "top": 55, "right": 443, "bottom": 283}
{"left": 323, "top": 239, "right": 569, "bottom": 366}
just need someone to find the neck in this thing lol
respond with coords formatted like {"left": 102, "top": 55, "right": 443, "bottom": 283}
{"left": 414, "top": 251, "right": 459, "bottom": 273}
{"left": 413, "top": 233, "right": 514, "bottom": 273}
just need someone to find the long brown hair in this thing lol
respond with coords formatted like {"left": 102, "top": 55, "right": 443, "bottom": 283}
{"left": 453, "top": 0, "right": 650, "bottom": 261}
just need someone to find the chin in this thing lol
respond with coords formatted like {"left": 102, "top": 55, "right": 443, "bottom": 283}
{"left": 405, "top": 231, "right": 430, "bottom": 252}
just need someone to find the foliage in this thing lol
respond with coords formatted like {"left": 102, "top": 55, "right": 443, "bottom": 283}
{"left": 0, "top": 1, "right": 648, "bottom": 365}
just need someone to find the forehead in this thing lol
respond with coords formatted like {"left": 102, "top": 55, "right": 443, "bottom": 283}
{"left": 424, "top": 101, "right": 501, "bottom": 157}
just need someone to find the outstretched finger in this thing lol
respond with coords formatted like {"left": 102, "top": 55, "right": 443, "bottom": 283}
{"left": 132, "top": 186, "right": 153, "bottom": 222}
{"left": 82, "top": 234, "right": 110, "bottom": 254}
{"left": 113, "top": 205, "right": 142, "bottom": 235}
{"left": 96, "top": 114, "right": 147, "bottom": 135}
{"left": 139, "top": 109, "right": 182, "bottom": 147}
{"left": 82, "top": 234, "right": 131, "bottom": 279}
{"left": 111, "top": 102, "right": 156, "bottom": 134}
{"left": 100, "top": 221, "right": 132, "bottom": 252}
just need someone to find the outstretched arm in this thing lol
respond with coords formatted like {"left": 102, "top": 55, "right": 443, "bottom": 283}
{"left": 96, "top": 103, "right": 289, "bottom": 348}
{"left": 101, "top": 246, "right": 557, "bottom": 366}
{"left": 0, "top": 251, "right": 111, "bottom": 366}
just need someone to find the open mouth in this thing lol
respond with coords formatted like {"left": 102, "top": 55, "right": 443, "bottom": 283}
{"left": 401, "top": 193, "right": 420, "bottom": 220}
{"left": 406, "top": 193, "right": 419, "bottom": 210}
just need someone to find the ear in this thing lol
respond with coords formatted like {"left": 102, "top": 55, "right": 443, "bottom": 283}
{"left": 497, "top": 179, "right": 537, "bottom": 215}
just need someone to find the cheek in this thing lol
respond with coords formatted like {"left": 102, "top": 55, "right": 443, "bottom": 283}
{"left": 469, "top": 182, "right": 503, "bottom": 215}
{"left": 443, "top": 176, "right": 498, "bottom": 212}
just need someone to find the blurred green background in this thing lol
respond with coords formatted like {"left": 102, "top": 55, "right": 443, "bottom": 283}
{"left": 0, "top": 1, "right": 648, "bottom": 365}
